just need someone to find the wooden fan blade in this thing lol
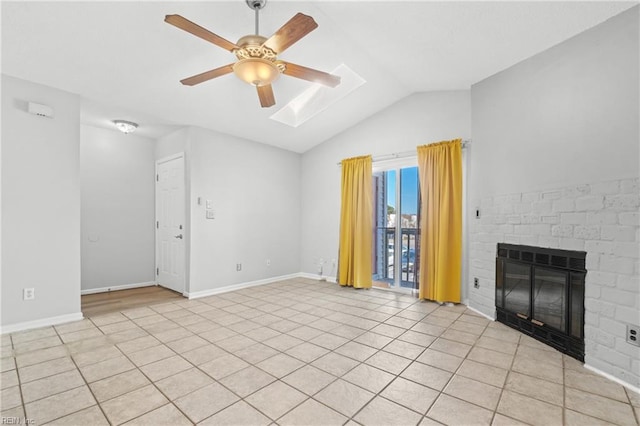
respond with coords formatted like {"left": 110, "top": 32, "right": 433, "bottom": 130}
{"left": 262, "top": 13, "right": 318, "bottom": 54}
{"left": 282, "top": 62, "right": 341, "bottom": 87}
{"left": 257, "top": 84, "right": 276, "bottom": 108}
{"left": 165, "top": 15, "right": 239, "bottom": 52}
{"left": 180, "top": 64, "right": 234, "bottom": 86}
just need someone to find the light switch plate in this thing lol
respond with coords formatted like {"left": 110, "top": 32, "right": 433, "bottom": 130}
{"left": 206, "top": 200, "right": 213, "bottom": 209}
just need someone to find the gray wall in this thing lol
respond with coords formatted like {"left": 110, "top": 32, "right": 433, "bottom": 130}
{"left": 1, "top": 75, "right": 82, "bottom": 327}
{"left": 468, "top": 7, "right": 639, "bottom": 386}
{"left": 300, "top": 91, "right": 471, "bottom": 280}
{"left": 187, "top": 127, "right": 301, "bottom": 294}
{"left": 80, "top": 125, "right": 156, "bottom": 292}
{"left": 156, "top": 127, "right": 302, "bottom": 295}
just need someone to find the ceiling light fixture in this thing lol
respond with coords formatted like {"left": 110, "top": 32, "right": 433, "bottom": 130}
{"left": 233, "top": 54, "right": 282, "bottom": 87}
{"left": 113, "top": 120, "right": 138, "bottom": 134}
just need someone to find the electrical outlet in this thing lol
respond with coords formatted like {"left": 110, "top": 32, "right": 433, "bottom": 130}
{"left": 236, "top": 263, "right": 242, "bottom": 272}
{"left": 23, "top": 288, "right": 35, "bottom": 300}
{"left": 266, "top": 259, "right": 271, "bottom": 266}
{"left": 474, "top": 278, "right": 480, "bottom": 289}
{"left": 627, "top": 325, "right": 640, "bottom": 347}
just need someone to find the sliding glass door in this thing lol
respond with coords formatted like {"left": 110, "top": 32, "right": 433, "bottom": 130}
{"left": 372, "top": 166, "right": 420, "bottom": 290}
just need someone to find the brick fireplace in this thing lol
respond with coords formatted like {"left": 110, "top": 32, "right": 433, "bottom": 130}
{"left": 469, "top": 177, "right": 639, "bottom": 387}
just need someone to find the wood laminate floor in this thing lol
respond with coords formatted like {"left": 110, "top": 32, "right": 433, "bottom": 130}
{"left": 81, "top": 285, "right": 184, "bottom": 317}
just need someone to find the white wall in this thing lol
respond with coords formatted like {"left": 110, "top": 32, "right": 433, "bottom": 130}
{"left": 156, "top": 128, "right": 189, "bottom": 161}
{"left": 1, "top": 75, "right": 82, "bottom": 327}
{"left": 468, "top": 7, "right": 639, "bottom": 387}
{"left": 300, "top": 91, "right": 471, "bottom": 279}
{"left": 187, "top": 127, "right": 301, "bottom": 294}
{"left": 80, "top": 125, "right": 155, "bottom": 292}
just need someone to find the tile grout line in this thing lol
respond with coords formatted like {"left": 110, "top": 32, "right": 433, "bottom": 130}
{"left": 214, "top": 287, "right": 422, "bottom": 423}
{"left": 297, "top": 302, "right": 454, "bottom": 423}
{"left": 7, "top": 279, "right": 638, "bottom": 426}
{"left": 8, "top": 334, "right": 29, "bottom": 422}
{"left": 274, "top": 295, "right": 429, "bottom": 424}
{"left": 489, "top": 328, "right": 521, "bottom": 425}
{"left": 112, "top": 289, "right": 365, "bottom": 424}
{"left": 407, "top": 306, "right": 500, "bottom": 424}
{"left": 85, "top": 309, "right": 211, "bottom": 424}
{"left": 100, "top": 321, "right": 200, "bottom": 425}
{"left": 113, "top": 312, "right": 263, "bottom": 424}
{"left": 44, "top": 321, "right": 109, "bottom": 425}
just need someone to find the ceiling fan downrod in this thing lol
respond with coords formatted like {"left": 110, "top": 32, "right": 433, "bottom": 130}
{"left": 246, "top": 0, "right": 267, "bottom": 35}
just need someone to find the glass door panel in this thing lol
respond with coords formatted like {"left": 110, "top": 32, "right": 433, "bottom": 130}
{"left": 534, "top": 268, "right": 567, "bottom": 332}
{"left": 372, "top": 171, "right": 396, "bottom": 285}
{"left": 504, "top": 262, "right": 531, "bottom": 317}
{"left": 399, "top": 167, "right": 419, "bottom": 288}
{"left": 372, "top": 167, "right": 419, "bottom": 290}
{"left": 570, "top": 272, "right": 585, "bottom": 339}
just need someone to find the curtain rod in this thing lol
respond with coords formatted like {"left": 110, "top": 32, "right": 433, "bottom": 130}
{"left": 337, "top": 139, "right": 471, "bottom": 166}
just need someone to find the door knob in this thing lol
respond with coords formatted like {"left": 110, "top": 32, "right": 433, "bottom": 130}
{"left": 174, "top": 234, "right": 183, "bottom": 239}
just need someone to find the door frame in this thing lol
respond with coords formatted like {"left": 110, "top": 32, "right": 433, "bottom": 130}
{"left": 155, "top": 153, "right": 187, "bottom": 295}
{"left": 372, "top": 159, "right": 420, "bottom": 295}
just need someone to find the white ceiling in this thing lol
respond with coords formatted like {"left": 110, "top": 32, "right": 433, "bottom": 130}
{"left": 2, "top": 1, "right": 635, "bottom": 153}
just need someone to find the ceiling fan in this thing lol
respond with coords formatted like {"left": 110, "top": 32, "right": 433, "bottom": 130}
{"left": 165, "top": 0, "right": 341, "bottom": 108}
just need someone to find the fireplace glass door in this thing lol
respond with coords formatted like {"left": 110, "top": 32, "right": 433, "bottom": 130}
{"left": 570, "top": 272, "right": 585, "bottom": 339}
{"left": 504, "top": 262, "right": 531, "bottom": 317}
{"left": 495, "top": 243, "right": 586, "bottom": 361}
{"left": 533, "top": 267, "right": 567, "bottom": 333}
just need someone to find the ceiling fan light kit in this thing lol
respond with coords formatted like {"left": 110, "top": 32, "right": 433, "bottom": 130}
{"left": 165, "top": 0, "right": 340, "bottom": 108}
{"left": 232, "top": 34, "right": 284, "bottom": 87}
{"left": 112, "top": 120, "right": 138, "bottom": 134}
{"left": 233, "top": 58, "right": 281, "bottom": 86}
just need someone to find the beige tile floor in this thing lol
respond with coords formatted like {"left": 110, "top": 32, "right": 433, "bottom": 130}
{"left": 1, "top": 278, "right": 639, "bottom": 425}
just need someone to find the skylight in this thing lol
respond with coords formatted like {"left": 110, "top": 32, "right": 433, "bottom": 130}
{"left": 270, "top": 64, "right": 366, "bottom": 128}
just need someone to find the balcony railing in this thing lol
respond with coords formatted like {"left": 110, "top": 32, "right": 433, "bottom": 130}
{"left": 374, "top": 227, "right": 419, "bottom": 288}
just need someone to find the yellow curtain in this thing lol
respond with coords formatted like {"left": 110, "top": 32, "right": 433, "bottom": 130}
{"left": 338, "top": 155, "right": 373, "bottom": 289}
{"left": 417, "top": 139, "right": 462, "bottom": 303}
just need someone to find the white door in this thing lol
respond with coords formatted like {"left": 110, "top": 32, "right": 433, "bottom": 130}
{"left": 156, "top": 155, "right": 185, "bottom": 294}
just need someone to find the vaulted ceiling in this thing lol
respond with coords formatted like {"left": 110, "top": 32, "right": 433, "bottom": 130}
{"left": 2, "top": 1, "right": 634, "bottom": 152}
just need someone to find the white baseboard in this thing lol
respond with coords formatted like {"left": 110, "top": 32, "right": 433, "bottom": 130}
{"left": 0, "top": 312, "right": 84, "bottom": 335}
{"left": 185, "top": 273, "right": 304, "bottom": 299}
{"left": 81, "top": 281, "right": 157, "bottom": 295}
{"left": 466, "top": 305, "right": 496, "bottom": 321}
{"left": 298, "top": 272, "right": 337, "bottom": 283}
{"left": 584, "top": 363, "right": 640, "bottom": 395}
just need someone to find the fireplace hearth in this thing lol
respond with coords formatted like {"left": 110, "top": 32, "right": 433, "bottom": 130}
{"left": 495, "top": 243, "right": 586, "bottom": 361}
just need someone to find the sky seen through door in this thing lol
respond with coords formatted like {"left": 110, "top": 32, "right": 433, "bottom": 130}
{"left": 386, "top": 167, "right": 418, "bottom": 215}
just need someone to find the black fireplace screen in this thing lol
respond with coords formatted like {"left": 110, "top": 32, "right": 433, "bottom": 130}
{"left": 496, "top": 243, "right": 586, "bottom": 361}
